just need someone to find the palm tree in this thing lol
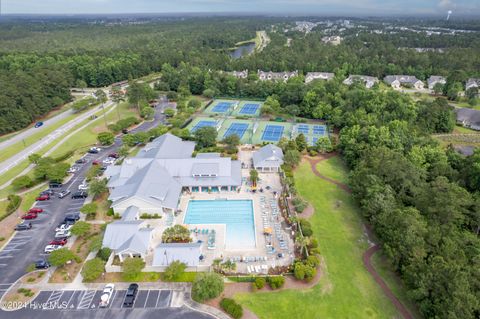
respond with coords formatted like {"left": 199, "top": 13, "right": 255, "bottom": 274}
{"left": 295, "top": 235, "right": 311, "bottom": 257}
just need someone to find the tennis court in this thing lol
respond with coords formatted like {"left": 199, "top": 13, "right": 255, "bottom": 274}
{"left": 212, "top": 102, "right": 234, "bottom": 113}
{"left": 313, "top": 125, "right": 327, "bottom": 136}
{"left": 239, "top": 103, "right": 260, "bottom": 115}
{"left": 297, "top": 124, "right": 310, "bottom": 134}
{"left": 261, "top": 125, "right": 285, "bottom": 142}
{"left": 191, "top": 120, "right": 217, "bottom": 132}
{"left": 224, "top": 123, "right": 249, "bottom": 139}
{"left": 204, "top": 99, "right": 240, "bottom": 115}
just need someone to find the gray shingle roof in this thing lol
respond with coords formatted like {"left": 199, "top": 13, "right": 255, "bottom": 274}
{"left": 122, "top": 206, "right": 139, "bottom": 221}
{"left": 455, "top": 108, "right": 480, "bottom": 130}
{"left": 152, "top": 242, "right": 202, "bottom": 267}
{"left": 137, "top": 133, "right": 195, "bottom": 159}
{"left": 253, "top": 144, "right": 284, "bottom": 168}
{"left": 384, "top": 75, "right": 423, "bottom": 85}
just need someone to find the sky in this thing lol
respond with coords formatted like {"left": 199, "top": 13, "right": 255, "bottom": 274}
{"left": 2, "top": 0, "right": 480, "bottom": 16}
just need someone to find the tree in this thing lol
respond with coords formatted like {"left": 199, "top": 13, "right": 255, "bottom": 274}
{"left": 97, "top": 247, "right": 112, "bottom": 261}
{"left": 89, "top": 235, "right": 103, "bottom": 252}
{"left": 295, "top": 134, "right": 308, "bottom": 152}
{"left": 28, "top": 153, "right": 41, "bottom": 164}
{"left": 12, "top": 175, "right": 32, "bottom": 190}
{"left": 194, "top": 126, "right": 217, "bottom": 149}
{"left": 88, "top": 179, "right": 108, "bottom": 198}
{"left": 46, "top": 162, "right": 70, "bottom": 182}
{"left": 163, "top": 260, "right": 187, "bottom": 281}
{"left": 266, "top": 276, "right": 285, "bottom": 289}
{"left": 140, "top": 105, "right": 155, "bottom": 120}
{"left": 315, "top": 137, "right": 333, "bottom": 153}
{"left": 188, "top": 98, "right": 201, "bottom": 109}
{"left": 118, "top": 145, "right": 130, "bottom": 157}
{"left": 250, "top": 169, "right": 259, "bottom": 185}
{"left": 97, "top": 132, "right": 115, "bottom": 146}
{"left": 70, "top": 221, "right": 92, "bottom": 237}
{"left": 286, "top": 104, "right": 300, "bottom": 116}
{"left": 81, "top": 258, "right": 105, "bottom": 281}
{"left": 223, "top": 134, "right": 240, "bottom": 153}
{"left": 284, "top": 149, "right": 301, "bottom": 167}
{"left": 95, "top": 89, "right": 107, "bottom": 103}
{"left": 80, "top": 202, "right": 98, "bottom": 218}
{"left": 164, "top": 108, "right": 175, "bottom": 117}
{"left": 202, "top": 88, "right": 215, "bottom": 98}
{"left": 191, "top": 272, "right": 224, "bottom": 302}
{"left": 433, "top": 83, "right": 444, "bottom": 96}
{"left": 48, "top": 248, "right": 77, "bottom": 267}
{"left": 122, "top": 257, "right": 145, "bottom": 281}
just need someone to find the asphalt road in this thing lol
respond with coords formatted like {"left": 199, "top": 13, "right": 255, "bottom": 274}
{"left": 0, "top": 98, "right": 168, "bottom": 286}
{"left": 0, "top": 100, "right": 116, "bottom": 176}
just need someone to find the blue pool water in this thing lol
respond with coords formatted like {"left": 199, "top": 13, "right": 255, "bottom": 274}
{"left": 184, "top": 200, "right": 256, "bottom": 249}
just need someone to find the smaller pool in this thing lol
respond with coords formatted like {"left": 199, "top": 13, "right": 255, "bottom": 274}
{"left": 184, "top": 200, "right": 256, "bottom": 249}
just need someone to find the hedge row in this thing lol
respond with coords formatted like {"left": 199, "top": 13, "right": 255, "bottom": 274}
{"left": 0, "top": 195, "right": 22, "bottom": 222}
{"left": 220, "top": 298, "right": 243, "bottom": 319}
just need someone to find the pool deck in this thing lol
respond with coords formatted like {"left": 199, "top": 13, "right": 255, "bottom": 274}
{"left": 144, "top": 149, "right": 295, "bottom": 274}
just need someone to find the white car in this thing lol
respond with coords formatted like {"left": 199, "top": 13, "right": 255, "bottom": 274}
{"left": 67, "top": 166, "right": 79, "bottom": 174}
{"left": 55, "top": 224, "right": 73, "bottom": 232}
{"left": 99, "top": 283, "right": 115, "bottom": 308}
{"left": 44, "top": 245, "right": 62, "bottom": 253}
{"left": 78, "top": 183, "right": 89, "bottom": 191}
{"left": 54, "top": 230, "right": 71, "bottom": 238}
{"left": 102, "top": 158, "right": 115, "bottom": 165}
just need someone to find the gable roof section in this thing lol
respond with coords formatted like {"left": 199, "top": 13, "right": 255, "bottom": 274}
{"left": 384, "top": 75, "right": 422, "bottom": 85}
{"left": 116, "top": 228, "right": 152, "bottom": 255}
{"left": 137, "top": 133, "right": 195, "bottom": 159}
{"left": 102, "top": 220, "right": 143, "bottom": 250}
{"left": 455, "top": 108, "right": 480, "bottom": 129}
{"left": 152, "top": 242, "right": 202, "bottom": 267}
{"left": 253, "top": 144, "right": 284, "bottom": 168}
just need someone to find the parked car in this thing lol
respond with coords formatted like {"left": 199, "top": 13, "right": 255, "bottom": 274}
{"left": 58, "top": 190, "right": 71, "bottom": 199}
{"left": 64, "top": 213, "right": 80, "bottom": 222}
{"left": 88, "top": 147, "right": 101, "bottom": 154}
{"left": 71, "top": 191, "right": 88, "bottom": 199}
{"left": 78, "top": 183, "right": 89, "bottom": 191}
{"left": 55, "top": 224, "right": 73, "bottom": 232}
{"left": 92, "top": 160, "right": 100, "bottom": 165}
{"left": 99, "top": 283, "right": 115, "bottom": 308}
{"left": 108, "top": 153, "right": 119, "bottom": 159}
{"left": 49, "top": 182, "right": 63, "bottom": 188}
{"left": 35, "top": 260, "right": 51, "bottom": 269}
{"left": 44, "top": 245, "right": 62, "bottom": 253}
{"left": 15, "top": 222, "right": 32, "bottom": 231}
{"left": 28, "top": 208, "right": 44, "bottom": 214}
{"left": 122, "top": 129, "right": 129, "bottom": 134}
{"left": 40, "top": 189, "right": 55, "bottom": 196}
{"left": 21, "top": 213, "right": 38, "bottom": 220}
{"left": 36, "top": 194, "right": 50, "bottom": 201}
{"left": 75, "top": 158, "right": 87, "bottom": 164}
{"left": 54, "top": 230, "right": 71, "bottom": 239}
{"left": 123, "top": 283, "right": 138, "bottom": 307}
{"left": 34, "top": 122, "right": 43, "bottom": 128}
{"left": 102, "top": 157, "right": 115, "bottom": 165}
{"left": 99, "top": 166, "right": 108, "bottom": 172}
{"left": 67, "top": 166, "right": 79, "bottom": 174}
{"left": 49, "top": 238, "right": 67, "bottom": 246}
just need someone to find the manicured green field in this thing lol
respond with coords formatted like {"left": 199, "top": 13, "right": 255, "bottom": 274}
{"left": 235, "top": 160, "right": 402, "bottom": 319}
{"left": 315, "top": 156, "right": 349, "bottom": 184}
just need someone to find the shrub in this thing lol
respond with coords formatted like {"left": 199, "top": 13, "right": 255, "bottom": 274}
{"left": 254, "top": 277, "right": 266, "bottom": 289}
{"left": 5, "top": 194, "right": 22, "bottom": 217}
{"left": 48, "top": 248, "right": 77, "bottom": 267}
{"left": 97, "top": 247, "right": 112, "bottom": 261}
{"left": 70, "top": 221, "right": 92, "bottom": 237}
{"left": 98, "top": 132, "right": 115, "bottom": 146}
{"left": 12, "top": 175, "right": 33, "bottom": 190}
{"left": 89, "top": 235, "right": 103, "bottom": 252}
{"left": 163, "top": 260, "right": 187, "bottom": 281}
{"left": 80, "top": 203, "right": 98, "bottom": 217}
{"left": 162, "top": 225, "right": 192, "bottom": 243}
{"left": 299, "top": 218, "right": 313, "bottom": 237}
{"left": 292, "top": 197, "right": 308, "bottom": 213}
{"left": 220, "top": 298, "right": 243, "bottom": 319}
{"left": 140, "top": 213, "right": 162, "bottom": 219}
{"left": 267, "top": 276, "right": 285, "bottom": 289}
{"left": 53, "top": 150, "right": 74, "bottom": 162}
{"left": 122, "top": 257, "right": 145, "bottom": 281}
{"left": 191, "top": 273, "right": 224, "bottom": 302}
{"left": 106, "top": 208, "right": 114, "bottom": 216}
{"left": 81, "top": 258, "right": 105, "bottom": 282}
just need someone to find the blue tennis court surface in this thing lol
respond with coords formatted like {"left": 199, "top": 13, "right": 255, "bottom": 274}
{"left": 224, "top": 123, "right": 249, "bottom": 139}
{"left": 262, "top": 125, "right": 284, "bottom": 142}
{"left": 313, "top": 125, "right": 326, "bottom": 135}
{"left": 239, "top": 103, "right": 260, "bottom": 115}
{"left": 212, "top": 102, "right": 233, "bottom": 113}
{"left": 191, "top": 120, "right": 216, "bottom": 132}
{"left": 297, "top": 124, "right": 309, "bottom": 134}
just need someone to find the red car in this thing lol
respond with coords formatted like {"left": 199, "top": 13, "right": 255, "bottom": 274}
{"left": 28, "top": 208, "right": 44, "bottom": 214}
{"left": 36, "top": 194, "right": 50, "bottom": 201}
{"left": 21, "top": 213, "right": 38, "bottom": 220}
{"left": 108, "top": 153, "right": 119, "bottom": 159}
{"left": 92, "top": 160, "right": 100, "bottom": 165}
{"left": 49, "top": 239, "right": 67, "bottom": 246}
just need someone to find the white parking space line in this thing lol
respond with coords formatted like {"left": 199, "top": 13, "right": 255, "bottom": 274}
{"left": 44, "top": 290, "right": 64, "bottom": 309}
{"left": 143, "top": 290, "right": 150, "bottom": 308}
{"left": 77, "top": 290, "right": 96, "bottom": 309}
{"left": 108, "top": 290, "right": 117, "bottom": 309}
{"left": 156, "top": 290, "right": 161, "bottom": 307}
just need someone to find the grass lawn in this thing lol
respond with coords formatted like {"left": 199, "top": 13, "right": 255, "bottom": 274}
{"left": 315, "top": 156, "right": 349, "bottom": 184}
{"left": 0, "top": 199, "right": 9, "bottom": 220}
{"left": 92, "top": 271, "right": 197, "bottom": 283}
{"left": 235, "top": 160, "right": 403, "bottom": 319}
{"left": 453, "top": 125, "right": 479, "bottom": 134}
{"left": 20, "top": 186, "right": 47, "bottom": 212}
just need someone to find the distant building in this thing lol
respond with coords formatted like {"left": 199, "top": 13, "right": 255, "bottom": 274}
{"left": 321, "top": 36, "right": 342, "bottom": 45}
{"left": 427, "top": 76, "right": 447, "bottom": 90}
{"left": 231, "top": 70, "right": 249, "bottom": 79}
{"left": 252, "top": 144, "right": 284, "bottom": 172}
{"left": 305, "top": 72, "right": 335, "bottom": 83}
{"left": 455, "top": 108, "right": 480, "bottom": 131}
{"left": 258, "top": 70, "right": 298, "bottom": 82}
{"left": 343, "top": 75, "right": 379, "bottom": 89}
{"left": 466, "top": 78, "right": 480, "bottom": 91}
{"left": 384, "top": 75, "right": 425, "bottom": 90}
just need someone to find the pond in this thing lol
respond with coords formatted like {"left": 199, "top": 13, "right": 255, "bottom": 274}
{"left": 229, "top": 42, "right": 256, "bottom": 59}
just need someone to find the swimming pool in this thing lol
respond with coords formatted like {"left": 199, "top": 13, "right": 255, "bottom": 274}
{"left": 184, "top": 200, "right": 256, "bottom": 249}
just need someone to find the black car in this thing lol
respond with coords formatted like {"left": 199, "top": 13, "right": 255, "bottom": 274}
{"left": 122, "top": 128, "right": 129, "bottom": 134}
{"left": 15, "top": 222, "right": 32, "bottom": 231}
{"left": 123, "top": 283, "right": 138, "bottom": 307}
{"left": 71, "top": 191, "right": 88, "bottom": 199}
{"left": 75, "top": 158, "right": 87, "bottom": 164}
{"left": 49, "top": 182, "right": 63, "bottom": 188}
{"left": 64, "top": 212, "right": 80, "bottom": 222}
{"left": 88, "top": 148, "right": 99, "bottom": 154}
{"left": 35, "top": 260, "right": 51, "bottom": 269}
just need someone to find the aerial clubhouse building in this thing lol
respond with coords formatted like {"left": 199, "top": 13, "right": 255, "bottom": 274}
{"left": 105, "top": 133, "right": 242, "bottom": 217}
